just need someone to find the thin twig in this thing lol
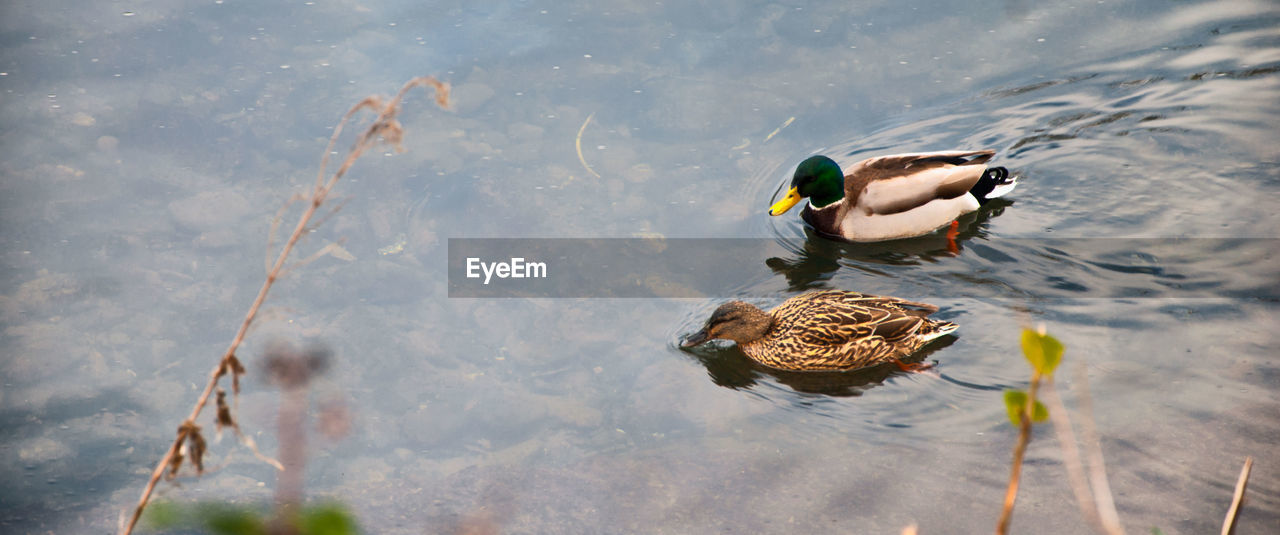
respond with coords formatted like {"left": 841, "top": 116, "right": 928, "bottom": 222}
{"left": 1221, "top": 456, "right": 1252, "bottom": 535}
{"left": 120, "top": 76, "right": 449, "bottom": 535}
{"left": 1042, "top": 378, "right": 1106, "bottom": 533}
{"left": 1043, "top": 379, "right": 1095, "bottom": 525}
{"left": 266, "top": 194, "right": 307, "bottom": 275}
{"left": 1046, "top": 368, "right": 1128, "bottom": 535}
{"left": 575, "top": 112, "right": 600, "bottom": 179}
{"left": 291, "top": 240, "right": 350, "bottom": 267}
{"left": 1074, "top": 363, "right": 1123, "bottom": 534}
{"left": 996, "top": 370, "right": 1042, "bottom": 535}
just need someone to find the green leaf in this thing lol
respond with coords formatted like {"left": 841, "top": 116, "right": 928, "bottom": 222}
{"left": 1021, "top": 329, "right": 1064, "bottom": 376}
{"left": 197, "top": 504, "right": 267, "bottom": 535}
{"left": 301, "top": 504, "right": 358, "bottom": 535}
{"left": 1004, "top": 390, "right": 1026, "bottom": 426}
{"left": 143, "top": 501, "right": 184, "bottom": 529}
{"left": 1003, "top": 390, "right": 1049, "bottom": 426}
{"left": 1033, "top": 400, "right": 1050, "bottom": 421}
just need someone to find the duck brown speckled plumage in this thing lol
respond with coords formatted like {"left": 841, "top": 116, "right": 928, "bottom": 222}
{"left": 682, "top": 290, "right": 957, "bottom": 371}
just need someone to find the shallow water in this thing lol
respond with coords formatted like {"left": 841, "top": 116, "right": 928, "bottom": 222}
{"left": 1, "top": 0, "right": 1278, "bottom": 533}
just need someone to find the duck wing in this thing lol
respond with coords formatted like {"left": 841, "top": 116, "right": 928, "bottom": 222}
{"left": 770, "top": 290, "right": 937, "bottom": 349}
{"left": 844, "top": 151, "right": 995, "bottom": 215}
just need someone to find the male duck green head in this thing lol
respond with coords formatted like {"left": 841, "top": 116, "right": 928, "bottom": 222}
{"left": 769, "top": 155, "right": 846, "bottom": 216}
{"left": 768, "top": 151, "right": 1018, "bottom": 242}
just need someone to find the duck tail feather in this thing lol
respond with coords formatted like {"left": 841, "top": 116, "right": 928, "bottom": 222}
{"left": 919, "top": 320, "right": 959, "bottom": 342}
{"left": 970, "top": 166, "right": 1018, "bottom": 203}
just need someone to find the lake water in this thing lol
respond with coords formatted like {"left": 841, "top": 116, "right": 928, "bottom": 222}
{"left": 2, "top": 1, "right": 1278, "bottom": 533}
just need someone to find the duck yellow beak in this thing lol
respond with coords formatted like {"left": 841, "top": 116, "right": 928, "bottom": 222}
{"left": 769, "top": 187, "right": 802, "bottom": 216}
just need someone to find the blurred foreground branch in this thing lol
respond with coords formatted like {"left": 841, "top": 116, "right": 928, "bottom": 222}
{"left": 120, "top": 77, "right": 450, "bottom": 535}
{"left": 996, "top": 327, "right": 1061, "bottom": 535}
{"left": 1041, "top": 364, "right": 1123, "bottom": 535}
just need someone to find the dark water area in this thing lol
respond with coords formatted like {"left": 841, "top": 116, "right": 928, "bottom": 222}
{"left": 1, "top": 1, "right": 1277, "bottom": 534}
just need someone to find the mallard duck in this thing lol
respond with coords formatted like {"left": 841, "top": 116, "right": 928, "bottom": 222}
{"left": 681, "top": 290, "right": 958, "bottom": 372}
{"left": 768, "top": 151, "right": 1018, "bottom": 242}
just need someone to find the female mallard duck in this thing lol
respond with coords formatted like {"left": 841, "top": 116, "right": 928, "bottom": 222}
{"left": 769, "top": 151, "right": 1018, "bottom": 242}
{"left": 681, "top": 290, "right": 957, "bottom": 372}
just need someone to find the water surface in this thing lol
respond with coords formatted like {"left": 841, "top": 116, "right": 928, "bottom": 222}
{"left": 1, "top": 1, "right": 1278, "bottom": 533}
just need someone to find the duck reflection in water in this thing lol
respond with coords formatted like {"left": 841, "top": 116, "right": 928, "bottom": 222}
{"left": 683, "top": 334, "right": 956, "bottom": 397}
{"left": 766, "top": 198, "right": 1012, "bottom": 292}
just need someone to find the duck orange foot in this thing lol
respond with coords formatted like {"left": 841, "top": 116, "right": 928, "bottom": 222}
{"left": 946, "top": 220, "right": 960, "bottom": 255}
{"left": 892, "top": 359, "right": 935, "bottom": 373}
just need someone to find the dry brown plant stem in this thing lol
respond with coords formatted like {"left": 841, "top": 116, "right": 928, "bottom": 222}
{"left": 119, "top": 77, "right": 449, "bottom": 535}
{"left": 995, "top": 370, "right": 1042, "bottom": 535}
{"left": 1221, "top": 456, "right": 1253, "bottom": 535}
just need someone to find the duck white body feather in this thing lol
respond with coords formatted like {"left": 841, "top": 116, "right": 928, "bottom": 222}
{"left": 833, "top": 192, "right": 980, "bottom": 242}
{"left": 773, "top": 150, "right": 1017, "bottom": 242}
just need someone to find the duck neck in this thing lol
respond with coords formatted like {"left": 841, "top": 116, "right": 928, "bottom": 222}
{"left": 741, "top": 307, "right": 774, "bottom": 342}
